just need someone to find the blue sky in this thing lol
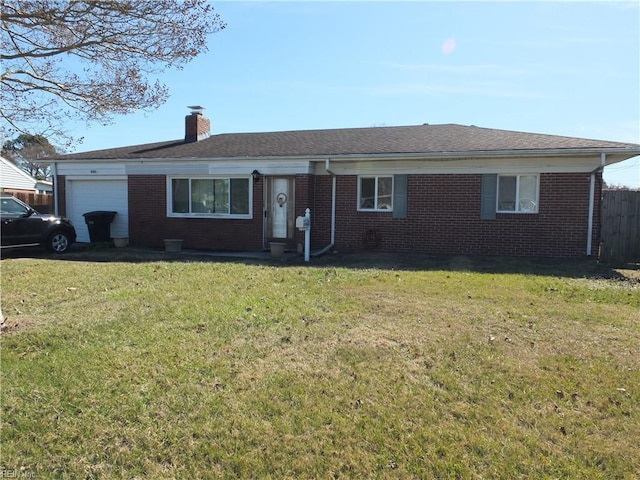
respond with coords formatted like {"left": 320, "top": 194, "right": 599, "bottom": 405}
{"left": 70, "top": 1, "right": 639, "bottom": 188}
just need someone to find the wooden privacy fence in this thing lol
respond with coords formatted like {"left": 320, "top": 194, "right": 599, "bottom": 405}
{"left": 8, "top": 191, "right": 55, "bottom": 214}
{"left": 600, "top": 190, "right": 640, "bottom": 264}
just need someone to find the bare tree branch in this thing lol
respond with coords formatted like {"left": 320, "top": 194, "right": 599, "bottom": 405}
{"left": 1, "top": 0, "right": 226, "bottom": 145}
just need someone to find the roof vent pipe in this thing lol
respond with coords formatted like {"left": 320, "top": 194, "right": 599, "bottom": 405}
{"left": 185, "top": 106, "right": 210, "bottom": 143}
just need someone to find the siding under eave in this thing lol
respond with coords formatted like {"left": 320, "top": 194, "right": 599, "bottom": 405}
{"left": 54, "top": 154, "right": 612, "bottom": 177}
{"left": 0, "top": 157, "right": 41, "bottom": 192}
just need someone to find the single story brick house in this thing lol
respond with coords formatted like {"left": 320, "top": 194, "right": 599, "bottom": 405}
{"left": 47, "top": 108, "right": 640, "bottom": 257}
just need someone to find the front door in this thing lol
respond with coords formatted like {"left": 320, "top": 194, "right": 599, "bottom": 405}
{"left": 265, "top": 177, "right": 295, "bottom": 248}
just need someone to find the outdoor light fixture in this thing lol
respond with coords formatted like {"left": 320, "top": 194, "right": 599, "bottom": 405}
{"left": 252, "top": 169, "right": 261, "bottom": 182}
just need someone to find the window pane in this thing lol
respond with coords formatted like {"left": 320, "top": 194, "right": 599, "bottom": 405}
{"left": 518, "top": 175, "right": 537, "bottom": 212}
{"left": 192, "top": 179, "right": 214, "bottom": 213}
{"left": 172, "top": 179, "right": 189, "bottom": 213}
{"left": 498, "top": 176, "right": 516, "bottom": 211}
{"left": 360, "top": 178, "right": 375, "bottom": 209}
{"left": 230, "top": 178, "right": 249, "bottom": 214}
{"left": 1, "top": 198, "right": 28, "bottom": 214}
{"left": 213, "top": 179, "right": 229, "bottom": 213}
{"left": 377, "top": 177, "right": 393, "bottom": 210}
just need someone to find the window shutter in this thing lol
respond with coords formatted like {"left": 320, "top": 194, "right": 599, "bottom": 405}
{"left": 481, "top": 174, "right": 497, "bottom": 220}
{"left": 393, "top": 174, "right": 408, "bottom": 218}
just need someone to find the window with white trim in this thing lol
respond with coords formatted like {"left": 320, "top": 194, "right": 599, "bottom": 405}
{"left": 168, "top": 177, "right": 251, "bottom": 217}
{"left": 358, "top": 176, "right": 393, "bottom": 211}
{"left": 497, "top": 174, "right": 539, "bottom": 213}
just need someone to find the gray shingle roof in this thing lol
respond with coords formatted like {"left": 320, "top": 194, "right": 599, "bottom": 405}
{"left": 56, "top": 123, "right": 640, "bottom": 160}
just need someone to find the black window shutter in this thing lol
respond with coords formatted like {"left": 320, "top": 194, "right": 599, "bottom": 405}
{"left": 481, "top": 174, "right": 497, "bottom": 220}
{"left": 393, "top": 174, "right": 408, "bottom": 218}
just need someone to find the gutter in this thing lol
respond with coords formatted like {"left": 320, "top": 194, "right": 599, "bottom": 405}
{"left": 39, "top": 146, "right": 640, "bottom": 165}
{"left": 586, "top": 153, "right": 606, "bottom": 256}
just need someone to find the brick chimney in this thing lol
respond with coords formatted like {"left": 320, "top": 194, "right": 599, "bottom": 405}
{"left": 185, "top": 106, "right": 210, "bottom": 143}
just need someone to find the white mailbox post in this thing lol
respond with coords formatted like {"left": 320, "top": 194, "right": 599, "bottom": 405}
{"left": 296, "top": 208, "right": 311, "bottom": 262}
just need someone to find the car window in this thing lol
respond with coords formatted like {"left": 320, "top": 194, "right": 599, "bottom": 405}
{"left": 0, "top": 198, "right": 29, "bottom": 215}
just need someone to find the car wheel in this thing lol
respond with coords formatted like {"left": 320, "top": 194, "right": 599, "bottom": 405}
{"left": 47, "top": 231, "right": 71, "bottom": 253}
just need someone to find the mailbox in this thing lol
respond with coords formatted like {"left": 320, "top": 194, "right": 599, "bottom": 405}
{"left": 296, "top": 215, "right": 310, "bottom": 231}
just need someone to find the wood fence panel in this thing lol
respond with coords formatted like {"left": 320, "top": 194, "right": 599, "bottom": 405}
{"left": 9, "top": 192, "right": 55, "bottom": 214}
{"left": 600, "top": 190, "right": 640, "bottom": 263}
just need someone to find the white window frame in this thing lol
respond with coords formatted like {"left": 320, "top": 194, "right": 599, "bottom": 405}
{"left": 167, "top": 176, "right": 253, "bottom": 219}
{"left": 496, "top": 174, "right": 539, "bottom": 214}
{"left": 357, "top": 175, "right": 394, "bottom": 212}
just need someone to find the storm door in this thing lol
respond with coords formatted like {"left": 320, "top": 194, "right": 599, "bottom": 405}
{"left": 265, "top": 177, "right": 295, "bottom": 248}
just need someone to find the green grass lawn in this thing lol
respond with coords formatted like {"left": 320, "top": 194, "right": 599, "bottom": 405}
{"left": 1, "top": 251, "right": 639, "bottom": 479}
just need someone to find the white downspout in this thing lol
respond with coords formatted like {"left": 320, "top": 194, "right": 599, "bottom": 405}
{"left": 311, "top": 159, "right": 336, "bottom": 256}
{"left": 587, "top": 175, "right": 595, "bottom": 256}
{"left": 52, "top": 162, "right": 59, "bottom": 216}
{"left": 330, "top": 175, "right": 336, "bottom": 245}
{"left": 586, "top": 153, "right": 606, "bottom": 256}
{"left": 325, "top": 157, "right": 335, "bottom": 175}
{"left": 326, "top": 158, "right": 336, "bottom": 245}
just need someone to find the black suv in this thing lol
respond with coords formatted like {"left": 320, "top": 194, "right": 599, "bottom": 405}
{"left": 1, "top": 195, "right": 76, "bottom": 253}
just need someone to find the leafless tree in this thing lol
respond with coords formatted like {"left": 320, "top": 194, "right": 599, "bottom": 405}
{"left": 1, "top": 1, "right": 225, "bottom": 146}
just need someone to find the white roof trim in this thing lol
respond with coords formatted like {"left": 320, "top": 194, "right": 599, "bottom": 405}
{"left": 39, "top": 145, "right": 640, "bottom": 166}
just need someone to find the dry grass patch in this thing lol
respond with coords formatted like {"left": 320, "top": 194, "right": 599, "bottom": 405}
{"left": 1, "top": 253, "right": 639, "bottom": 478}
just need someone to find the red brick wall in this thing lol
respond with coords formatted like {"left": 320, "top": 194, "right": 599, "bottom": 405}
{"left": 56, "top": 175, "right": 67, "bottom": 216}
{"left": 293, "top": 174, "right": 314, "bottom": 248}
{"left": 311, "top": 176, "right": 334, "bottom": 248}
{"left": 57, "top": 171, "right": 601, "bottom": 257}
{"left": 185, "top": 113, "right": 210, "bottom": 142}
{"left": 310, "top": 173, "right": 600, "bottom": 257}
{"left": 127, "top": 175, "right": 264, "bottom": 250}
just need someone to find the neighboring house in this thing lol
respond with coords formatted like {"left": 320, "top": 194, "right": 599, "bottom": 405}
{"left": 46, "top": 108, "right": 640, "bottom": 256}
{"left": 1, "top": 156, "right": 52, "bottom": 195}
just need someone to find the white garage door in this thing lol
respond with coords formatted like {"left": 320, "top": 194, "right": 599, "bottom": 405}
{"left": 66, "top": 179, "right": 129, "bottom": 243}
